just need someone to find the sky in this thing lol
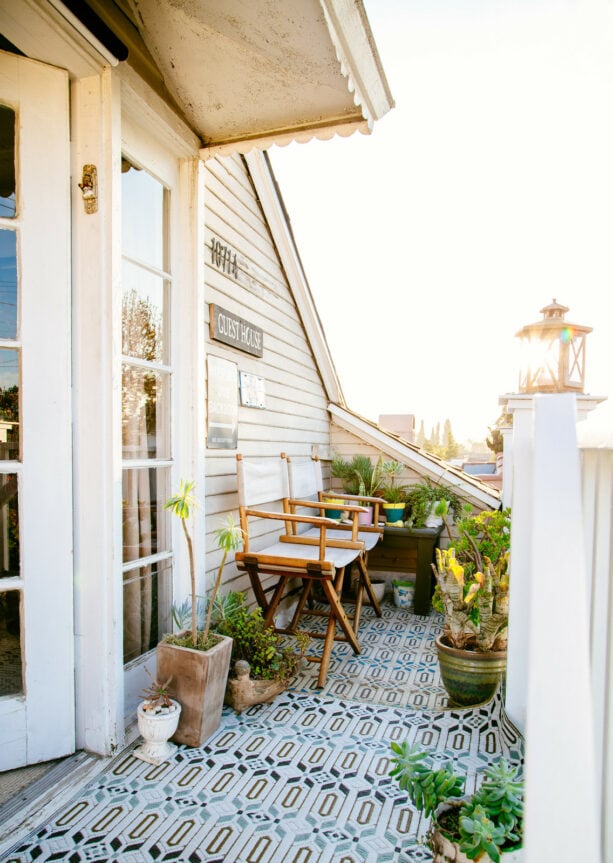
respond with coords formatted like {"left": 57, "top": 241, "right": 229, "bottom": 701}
{"left": 269, "top": 0, "right": 613, "bottom": 445}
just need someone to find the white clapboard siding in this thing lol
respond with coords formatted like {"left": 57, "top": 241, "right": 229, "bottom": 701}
{"left": 203, "top": 153, "right": 332, "bottom": 597}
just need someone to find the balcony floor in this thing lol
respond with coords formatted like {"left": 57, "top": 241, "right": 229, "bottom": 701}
{"left": 0, "top": 602, "right": 524, "bottom": 863}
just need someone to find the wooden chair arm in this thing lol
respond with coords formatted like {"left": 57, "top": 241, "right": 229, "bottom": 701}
{"left": 321, "top": 492, "right": 385, "bottom": 505}
{"left": 243, "top": 507, "right": 337, "bottom": 525}
{"left": 289, "top": 498, "right": 367, "bottom": 513}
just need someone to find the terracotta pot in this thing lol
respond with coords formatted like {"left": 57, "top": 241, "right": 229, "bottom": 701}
{"left": 431, "top": 803, "right": 522, "bottom": 862}
{"left": 134, "top": 699, "right": 181, "bottom": 765}
{"left": 431, "top": 827, "right": 522, "bottom": 863}
{"left": 435, "top": 635, "right": 506, "bottom": 707}
{"left": 156, "top": 633, "right": 233, "bottom": 747}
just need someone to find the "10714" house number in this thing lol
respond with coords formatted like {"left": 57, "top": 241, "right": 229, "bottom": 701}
{"left": 210, "top": 236, "right": 238, "bottom": 278}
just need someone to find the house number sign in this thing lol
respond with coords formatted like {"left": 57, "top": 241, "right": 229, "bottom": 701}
{"left": 209, "top": 304, "right": 263, "bottom": 357}
{"left": 210, "top": 236, "right": 238, "bottom": 278}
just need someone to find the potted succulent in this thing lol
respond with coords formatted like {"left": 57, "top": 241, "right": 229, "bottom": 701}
{"left": 214, "top": 592, "right": 308, "bottom": 712}
{"left": 330, "top": 453, "right": 385, "bottom": 525}
{"left": 431, "top": 508, "right": 511, "bottom": 706}
{"left": 390, "top": 743, "right": 523, "bottom": 862}
{"left": 379, "top": 459, "right": 408, "bottom": 524}
{"left": 156, "top": 480, "right": 244, "bottom": 747}
{"left": 134, "top": 669, "right": 182, "bottom": 766}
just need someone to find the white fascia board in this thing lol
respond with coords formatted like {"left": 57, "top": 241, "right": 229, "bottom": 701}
{"left": 244, "top": 150, "right": 345, "bottom": 405}
{"left": 329, "top": 403, "right": 501, "bottom": 509}
{"left": 320, "top": 0, "right": 395, "bottom": 127}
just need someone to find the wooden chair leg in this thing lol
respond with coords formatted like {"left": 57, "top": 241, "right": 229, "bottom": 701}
{"left": 316, "top": 569, "right": 360, "bottom": 686}
{"left": 357, "top": 554, "right": 382, "bottom": 617}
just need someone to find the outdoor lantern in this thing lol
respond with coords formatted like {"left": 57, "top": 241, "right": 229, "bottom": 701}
{"left": 516, "top": 299, "right": 592, "bottom": 394}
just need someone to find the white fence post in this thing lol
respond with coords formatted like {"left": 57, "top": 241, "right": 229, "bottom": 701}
{"left": 523, "top": 394, "right": 600, "bottom": 863}
{"left": 581, "top": 447, "right": 613, "bottom": 861}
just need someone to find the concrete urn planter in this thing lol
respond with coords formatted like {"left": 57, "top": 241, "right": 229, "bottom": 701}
{"left": 225, "top": 660, "right": 288, "bottom": 712}
{"left": 134, "top": 699, "right": 181, "bottom": 766}
{"left": 156, "top": 633, "right": 233, "bottom": 747}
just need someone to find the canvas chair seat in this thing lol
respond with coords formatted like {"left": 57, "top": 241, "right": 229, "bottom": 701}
{"left": 281, "top": 452, "right": 384, "bottom": 610}
{"left": 235, "top": 454, "right": 373, "bottom": 687}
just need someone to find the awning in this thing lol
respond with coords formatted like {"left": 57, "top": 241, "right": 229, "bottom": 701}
{"left": 127, "top": 0, "right": 394, "bottom": 157}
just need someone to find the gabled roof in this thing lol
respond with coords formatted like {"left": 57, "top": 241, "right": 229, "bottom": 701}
{"left": 243, "top": 149, "right": 502, "bottom": 511}
{"left": 245, "top": 149, "right": 346, "bottom": 405}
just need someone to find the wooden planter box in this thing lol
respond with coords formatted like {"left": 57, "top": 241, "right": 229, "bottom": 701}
{"left": 367, "top": 524, "right": 443, "bottom": 614}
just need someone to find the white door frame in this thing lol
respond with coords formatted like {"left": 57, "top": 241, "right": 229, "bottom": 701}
{"left": 71, "top": 66, "right": 202, "bottom": 755}
{"left": 0, "top": 50, "right": 74, "bottom": 769}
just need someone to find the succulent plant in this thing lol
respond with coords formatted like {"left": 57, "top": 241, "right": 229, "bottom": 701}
{"left": 389, "top": 744, "right": 523, "bottom": 863}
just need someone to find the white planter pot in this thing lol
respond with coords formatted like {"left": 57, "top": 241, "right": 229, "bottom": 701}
{"left": 134, "top": 699, "right": 182, "bottom": 765}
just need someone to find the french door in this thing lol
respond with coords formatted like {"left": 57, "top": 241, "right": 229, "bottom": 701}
{"left": 0, "top": 52, "right": 74, "bottom": 769}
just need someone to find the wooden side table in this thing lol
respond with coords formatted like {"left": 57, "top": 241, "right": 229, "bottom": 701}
{"left": 367, "top": 524, "right": 444, "bottom": 615}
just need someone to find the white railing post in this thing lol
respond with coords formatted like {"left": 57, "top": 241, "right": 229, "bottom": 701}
{"left": 523, "top": 394, "right": 600, "bottom": 863}
{"left": 581, "top": 446, "right": 613, "bottom": 862}
{"left": 501, "top": 394, "right": 534, "bottom": 733}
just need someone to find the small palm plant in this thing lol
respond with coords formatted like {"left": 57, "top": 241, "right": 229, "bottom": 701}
{"left": 164, "top": 480, "right": 243, "bottom": 650}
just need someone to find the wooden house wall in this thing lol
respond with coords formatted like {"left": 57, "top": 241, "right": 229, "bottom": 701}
{"left": 203, "top": 153, "right": 332, "bottom": 596}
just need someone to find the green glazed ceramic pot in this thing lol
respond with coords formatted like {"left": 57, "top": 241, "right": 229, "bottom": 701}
{"left": 435, "top": 636, "right": 506, "bottom": 707}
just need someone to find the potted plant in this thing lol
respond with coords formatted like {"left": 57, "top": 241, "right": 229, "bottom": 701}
{"left": 331, "top": 453, "right": 385, "bottom": 525}
{"left": 380, "top": 459, "right": 408, "bottom": 524}
{"left": 405, "top": 480, "right": 462, "bottom": 529}
{"left": 134, "top": 669, "right": 182, "bottom": 766}
{"left": 389, "top": 743, "right": 523, "bottom": 862}
{"left": 213, "top": 592, "right": 308, "bottom": 712}
{"left": 156, "top": 480, "right": 244, "bottom": 747}
{"left": 431, "top": 508, "right": 511, "bottom": 706}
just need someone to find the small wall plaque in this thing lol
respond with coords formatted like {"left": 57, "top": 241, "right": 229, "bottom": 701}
{"left": 239, "top": 371, "right": 266, "bottom": 408}
{"left": 207, "top": 355, "right": 238, "bottom": 449}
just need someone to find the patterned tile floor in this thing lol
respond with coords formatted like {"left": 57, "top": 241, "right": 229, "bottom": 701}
{"left": 291, "top": 602, "right": 450, "bottom": 711}
{"left": 0, "top": 603, "right": 524, "bottom": 863}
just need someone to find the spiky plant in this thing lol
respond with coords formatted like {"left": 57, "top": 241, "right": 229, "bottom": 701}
{"left": 165, "top": 480, "right": 243, "bottom": 649}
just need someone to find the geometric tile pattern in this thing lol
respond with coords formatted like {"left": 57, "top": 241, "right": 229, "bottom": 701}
{"left": 291, "top": 603, "right": 450, "bottom": 711}
{"left": 0, "top": 605, "right": 524, "bottom": 863}
{"left": 2, "top": 689, "right": 523, "bottom": 863}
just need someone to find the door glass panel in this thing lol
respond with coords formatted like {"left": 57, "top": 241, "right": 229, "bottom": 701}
{"left": 0, "top": 473, "right": 18, "bottom": 578}
{"left": 0, "top": 230, "right": 17, "bottom": 339}
{"left": 122, "top": 467, "right": 168, "bottom": 564}
{"left": 121, "top": 160, "right": 170, "bottom": 667}
{"left": 0, "top": 105, "right": 16, "bottom": 218}
{"left": 0, "top": 590, "right": 22, "bottom": 694}
{"left": 122, "top": 366, "right": 169, "bottom": 460}
{"left": 121, "top": 164, "right": 164, "bottom": 268}
{"left": 122, "top": 268, "right": 166, "bottom": 363}
{"left": 0, "top": 349, "right": 19, "bottom": 458}
{"left": 123, "top": 560, "right": 172, "bottom": 663}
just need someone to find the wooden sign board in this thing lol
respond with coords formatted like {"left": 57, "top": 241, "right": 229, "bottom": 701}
{"left": 209, "top": 304, "right": 263, "bottom": 357}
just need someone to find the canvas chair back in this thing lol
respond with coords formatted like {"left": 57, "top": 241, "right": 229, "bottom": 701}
{"left": 283, "top": 453, "right": 323, "bottom": 501}
{"left": 236, "top": 454, "right": 289, "bottom": 509}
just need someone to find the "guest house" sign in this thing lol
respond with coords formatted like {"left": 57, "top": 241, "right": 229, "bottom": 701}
{"left": 209, "top": 304, "right": 263, "bottom": 357}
